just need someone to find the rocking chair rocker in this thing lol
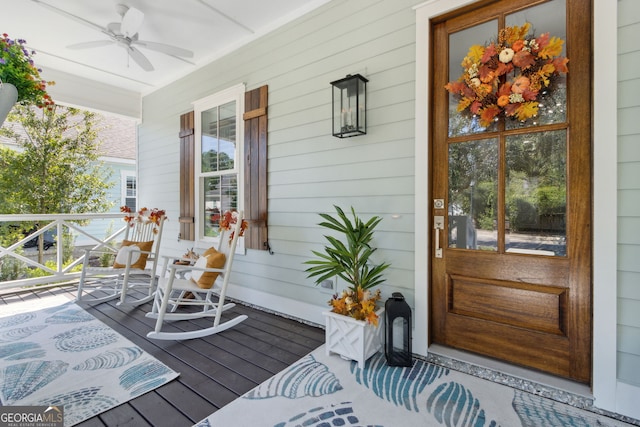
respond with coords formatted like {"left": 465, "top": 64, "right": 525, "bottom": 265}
{"left": 146, "top": 210, "right": 247, "bottom": 340}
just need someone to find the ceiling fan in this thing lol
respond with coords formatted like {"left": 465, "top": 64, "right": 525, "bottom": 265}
{"left": 32, "top": 1, "right": 194, "bottom": 71}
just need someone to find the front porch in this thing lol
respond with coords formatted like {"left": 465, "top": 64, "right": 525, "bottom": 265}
{"left": 0, "top": 285, "right": 324, "bottom": 426}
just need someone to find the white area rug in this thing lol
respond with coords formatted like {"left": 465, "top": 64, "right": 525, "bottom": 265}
{"left": 0, "top": 296, "right": 179, "bottom": 426}
{"left": 195, "top": 345, "right": 632, "bottom": 427}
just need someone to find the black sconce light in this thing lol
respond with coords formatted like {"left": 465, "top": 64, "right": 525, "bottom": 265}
{"left": 330, "top": 73, "right": 368, "bottom": 138}
{"left": 385, "top": 292, "right": 412, "bottom": 367}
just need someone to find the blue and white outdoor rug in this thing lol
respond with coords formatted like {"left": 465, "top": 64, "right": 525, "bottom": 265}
{"left": 0, "top": 296, "right": 179, "bottom": 426}
{"left": 195, "top": 345, "right": 633, "bottom": 427}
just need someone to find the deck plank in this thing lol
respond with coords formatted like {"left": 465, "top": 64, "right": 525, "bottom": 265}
{"left": 0, "top": 285, "right": 324, "bottom": 426}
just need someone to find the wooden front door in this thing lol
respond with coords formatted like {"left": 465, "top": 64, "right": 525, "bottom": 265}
{"left": 430, "top": 0, "right": 592, "bottom": 382}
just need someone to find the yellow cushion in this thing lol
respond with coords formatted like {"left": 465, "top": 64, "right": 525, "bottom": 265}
{"left": 113, "top": 240, "right": 153, "bottom": 269}
{"left": 190, "top": 248, "right": 226, "bottom": 289}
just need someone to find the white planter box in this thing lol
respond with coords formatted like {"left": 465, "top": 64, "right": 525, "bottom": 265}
{"left": 323, "top": 308, "right": 384, "bottom": 369}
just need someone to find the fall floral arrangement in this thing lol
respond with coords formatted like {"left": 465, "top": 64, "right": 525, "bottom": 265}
{"left": 121, "top": 206, "right": 166, "bottom": 234}
{"left": 305, "top": 206, "right": 389, "bottom": 326}
{"left": 445, "top": 23, "right": 568, "bottom": 127}
{"left": 0, "top": 33, "right": 54, "bottom": 107}
{"left": 218, "top": 210, "right": 248, "bottom": 244}
{"left": 329, "top": 287, "right": 382, "bottom": 326}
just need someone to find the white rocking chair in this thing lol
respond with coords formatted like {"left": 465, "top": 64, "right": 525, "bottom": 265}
{"left": 146, "top": 211, "right": 247, "bottom": 340}
{"left": 76, "top": 213, "right": 166, "bottom": 306}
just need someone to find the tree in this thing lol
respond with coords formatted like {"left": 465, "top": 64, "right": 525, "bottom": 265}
{"left": 0, "top": 104, "right": 113, "bottom": 214}
{"left": 0, "top": 104, "right": 114, "bottom": 265}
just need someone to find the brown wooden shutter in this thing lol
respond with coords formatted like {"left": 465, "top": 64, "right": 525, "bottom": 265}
{"left": 243, "top": 85, "right": 268, "bottom": 250}
{"left": 179, "top": 111, "right": 195, "bottom": 241}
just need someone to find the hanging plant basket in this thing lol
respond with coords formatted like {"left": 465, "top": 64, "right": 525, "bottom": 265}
{"left": 0, "top": 82, "right": 18, "bottom": 127}
{"left": 323, "top": 308, "right": 384, "bottom": 369}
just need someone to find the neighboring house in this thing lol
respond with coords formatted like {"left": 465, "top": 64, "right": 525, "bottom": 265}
{"left": 75, "top": 113, "right": 137, "bottom": 246}
{"left": 39, "top": 0, "right": 640, "bottom": 421}
{"left": 0, "top": 110, "right": 137, "bottom": 245}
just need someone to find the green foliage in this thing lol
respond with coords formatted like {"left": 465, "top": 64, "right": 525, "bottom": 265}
{"left": 0, "top": 34, "right": 54, "bottom": 106}
{"left": 304, "top": 205, "right": 390, "bottom": 292}
{"left": 0, "top": 224, "right": 28, "bottom": 280}
{"left": 100, "top": 221, "right": 118, "bottom": 267}
{"left": 0, "top": 104, "right": 114, "bottom": 215}
{"left": 26, "top": 259, "right": 82, "bottom": 279}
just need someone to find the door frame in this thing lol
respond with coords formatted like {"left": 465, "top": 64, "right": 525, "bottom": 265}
{"left": 413, "top": 0, "right": 619, "bottom": 414}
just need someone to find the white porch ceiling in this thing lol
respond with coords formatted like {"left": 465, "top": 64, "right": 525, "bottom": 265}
{"left": 1, "top": 0, "right": 329, "bottom": 96}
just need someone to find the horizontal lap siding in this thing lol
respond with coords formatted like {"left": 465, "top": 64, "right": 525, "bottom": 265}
{"left": 139, "top": 0, "right": 419, "bottom": 314}
{"left": 618, "top": 0, "right": 640, "bottom": 387}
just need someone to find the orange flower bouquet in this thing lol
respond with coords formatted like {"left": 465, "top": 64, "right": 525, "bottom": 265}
{"left": 445, "top": 23, "right": 569, "bottom": 127}
{"left": 121, "top": 206, "right": 166, "bottom": 234}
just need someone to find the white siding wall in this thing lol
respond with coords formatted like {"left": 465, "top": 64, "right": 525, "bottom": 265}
{"left": 618, "top": 0, "right": 640, "bottom": 388}
{"left": 138, "top": 0, "right": 418, "bottom": 325}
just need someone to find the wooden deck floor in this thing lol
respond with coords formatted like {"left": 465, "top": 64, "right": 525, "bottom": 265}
{"left": 0, "top": 285, "right": 325, "bottom": 427}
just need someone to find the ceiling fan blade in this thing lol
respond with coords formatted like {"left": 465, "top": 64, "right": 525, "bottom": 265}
{"left": 133, "top": 40, "right": 194, "bottom": 58}
{"left": 68, "top": 40, "right": 115, "bottom": 50}
{"left": 121, "top": 6, "right": 145, "bottom": 38}
{"left": 127, "top": 46, "right": 154, "bottom": 71}
{"left": 30, "top": 0, "right": 112, "bottom": 37}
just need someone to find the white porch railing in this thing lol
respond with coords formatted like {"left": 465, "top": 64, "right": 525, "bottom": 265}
{"left": 0, "top": 213, "right": 126, "bottom": 292}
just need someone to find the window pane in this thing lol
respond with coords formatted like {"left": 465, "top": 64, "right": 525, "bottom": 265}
{"left": 126, "top": 176, "right": 136, "bottom": 197}
{"left": 505, "top": 131, "right": 566, "bottom": 256}
{"left": 218, "top": 101, "right": 236, "bottom": 171}
{"left": 448, "top": 138, "right": 498, "bottom": 250}
{"left": 201, "top": 107, "right": 219, "bottom": 173}
{"left": 448, "top": 20, "right": 498, "bottom": 137}
{"left": 201, "top": 101, "right": 236, "bottom": 173}
{"left": 505, "top": 0, "right": 567, "bottom": 130}
{"left": 202, "top": 174, "right": 238, "bottom": 238}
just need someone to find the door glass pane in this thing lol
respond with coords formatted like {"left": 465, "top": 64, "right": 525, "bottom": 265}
{"left": 448, "top": 20, "right": 498, "bottom": 137}
{"left": 505, "top": 0, "right": 567, "bottom": 130}
{"left": 201, "top": 100, "right": 236, "bottom": 172}
{"left": 202, "top": 175, "right": 238, "bottom": 238}
{"left": 505, "top": 131, "right": 566, "bottom": 256}
{"left": 448, "top": 138, "right": 498, "bottom": 251}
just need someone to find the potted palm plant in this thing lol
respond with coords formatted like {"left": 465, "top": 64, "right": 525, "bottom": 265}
{"left": 305, "top": 205, "right": 390, "bottom": 367}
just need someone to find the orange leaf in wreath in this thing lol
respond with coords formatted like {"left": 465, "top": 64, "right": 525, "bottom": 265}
{"left": 538, "top": 36, "right": 564, "bottom": 59}
{"left": 470, "top": 100, "right": 483, "bottom": 114}
{"left": 552, "top": 56, "right": 569, "bottom": 74}
{"left": 512, "top": 50, "right": 535, "bottom": 69}
{"left": 497, "top": 82, "right": 512, "bottom": 97}
{"left": 445, "top": 80, "right": 466, "bottom": 95}
{"left": 495, "top": 62, "right": 512, "bottom": 77}
{"left": 521, "top": 88, "right": 539, "bottom": 102}
{"left": 481, "top": 43, "right": 496, "bottom": 63}
{"left": 536, "top": 32, "right": 550, "bottom": 50}
{"left": 504, "top": 103, "right": 519, "bottom": 117}
{"left": 479, "top": 105, "right": 500, "bottom": 127}
{"left": 503, "top": 23, "right": 531, "bottom": 45}
{"left": 479, "top": 67, "right": 496, "bottom": 83}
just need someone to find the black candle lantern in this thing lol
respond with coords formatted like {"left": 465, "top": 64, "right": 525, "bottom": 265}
{"left": 330, "top": 74, "right": 367, "bottom": 138}
{"left": 385, "top": 292, "right": 412, "bottom": 367}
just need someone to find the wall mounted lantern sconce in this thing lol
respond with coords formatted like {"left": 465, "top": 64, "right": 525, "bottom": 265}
{"left": 330, "top": 73, "right": 368, "bottom": 138}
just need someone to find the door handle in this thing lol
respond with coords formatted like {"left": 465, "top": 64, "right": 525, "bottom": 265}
{"left": 434, "top": 215, "right": 444, "bottom": 258}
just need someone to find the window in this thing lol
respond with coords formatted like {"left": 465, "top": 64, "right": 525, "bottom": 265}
{"left": 122, "top": 172, "right": 137, "bottom": 211}
{"left": 193, "top": 84, "right": 245, "bottom": 243}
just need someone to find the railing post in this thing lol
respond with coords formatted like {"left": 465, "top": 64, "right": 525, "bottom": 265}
{"left": 56, "top": 219, "right": 64, "bottom": 276}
